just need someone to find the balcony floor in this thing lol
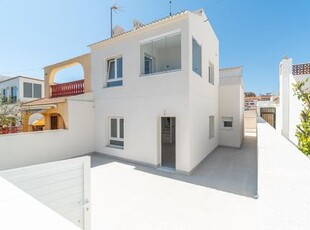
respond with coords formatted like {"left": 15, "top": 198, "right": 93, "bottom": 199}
{"left": 90, "top": 133, "right": 258, "bottom": 230}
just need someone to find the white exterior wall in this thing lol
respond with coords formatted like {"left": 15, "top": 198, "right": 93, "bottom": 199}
{"left": 279, "top": 58, "right": 310, "bottom": 145}
{"left": 219, "top": 68, "right": 244, "bottom": 148}
{"left": 0, "top": 94, "right": 95, "bottom": 170}
{"left": 90, "top": 11, "right": 220, "bottom": 173}
{"left": 0, "top": 77, "right": 44, "bottom": 102}
{"left": 188, "top": 11, "right": 219, "bottom": 171}
{"left": 91, "top": 14, "right": 191, "bottom": 172}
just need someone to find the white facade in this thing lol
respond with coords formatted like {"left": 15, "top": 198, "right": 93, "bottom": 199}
{"left": 219, "top": 67, "right": 244, "bottom": 147}
{"left": 278, "top": 57, "right": 310, "bottom": 144}
{"left": 0, "top": 76, "right": 44, "bottom": 103}
{"left": 89, "top": 10, "right": 242, "bottom": 174}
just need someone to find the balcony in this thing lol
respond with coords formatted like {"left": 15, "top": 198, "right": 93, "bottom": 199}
{"left": 51, "top": 80, "right": 84, "bottom": 98}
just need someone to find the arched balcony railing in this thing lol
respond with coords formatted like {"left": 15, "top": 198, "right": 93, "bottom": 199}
{"left": 51, "top": 79, "right": 84, "bottom": 98}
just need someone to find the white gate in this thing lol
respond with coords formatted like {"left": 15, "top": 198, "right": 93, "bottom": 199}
{"left": 0, "top": 156, "right": 90, "bottom": 230}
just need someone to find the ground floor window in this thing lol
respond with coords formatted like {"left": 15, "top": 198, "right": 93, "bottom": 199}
{"left": 222, "top": 117, "right": 233, "bottom": 129}
{"left": 109, "top": 117, "right": 124, "bottom": 147}
{"left": 209, "top": 116, "right": 215, "bottom": 139}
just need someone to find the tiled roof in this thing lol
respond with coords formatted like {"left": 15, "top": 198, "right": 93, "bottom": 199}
{"left": 22, "top": 97, "right": 67, "bottom": 106}
{"left": 88, "top": 11, "right": 189, "bottom": 47}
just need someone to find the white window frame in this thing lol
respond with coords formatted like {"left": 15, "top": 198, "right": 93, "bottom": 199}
{"left": 208, "top": 62, "right": 214, "bottom": 85}
{"left": 109, "top": 117, "right": 124, "bottom": 148}
{"left": 106, "top": 56, "right": 123, "bottom": 84}
{"left": 221, "top": 117, "right": 233, "bottom": 129}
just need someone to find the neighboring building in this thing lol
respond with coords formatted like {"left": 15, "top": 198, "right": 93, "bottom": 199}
{"left": 20, "top": 9, "right": 243, "bottom": 174}
{"left": 0, "top": 76, "right": 44, "bottom": 103}
{"left": 219, "top": 67, "right": 244, "bottom": 147}
{"left": 278, "top": 57, "right": 310, "bottom": 145}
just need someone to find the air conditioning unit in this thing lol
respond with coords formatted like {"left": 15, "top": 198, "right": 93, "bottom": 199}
{"left": 112, "top": 26, "right": 125, "bottom": 37}
{"left": 133, "top": 20, "right": 143, "bottom": 30}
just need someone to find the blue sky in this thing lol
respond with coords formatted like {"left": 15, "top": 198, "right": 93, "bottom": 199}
{"left": 0, "top": 0, "right": 309, "bottom": 94}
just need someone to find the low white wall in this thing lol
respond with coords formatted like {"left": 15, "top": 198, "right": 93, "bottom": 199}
{"left": 0, "top": 99, "right": 95, "bottom": 170}
{"left": 257, "top": 117, "right": 310, "bottom": 230}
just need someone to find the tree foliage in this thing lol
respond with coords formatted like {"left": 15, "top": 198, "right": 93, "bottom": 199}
{"left": 292, "top": 78, "right": 310, "bottom": 156}
{"left": 0, "top": 96, "right": 22, "bottom": 131}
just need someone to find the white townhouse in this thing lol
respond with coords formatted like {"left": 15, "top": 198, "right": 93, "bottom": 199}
{"left": 278, "top": 57, "right": 310, "bottom": 145}
{"left": 89, "top": 9, "right": 244, "bottom": 174}
{"left": 0, "top": 9, "right": 243, "bottom": 175}
{"left": 0, "top": 76, "right": 44, "bottom": 103}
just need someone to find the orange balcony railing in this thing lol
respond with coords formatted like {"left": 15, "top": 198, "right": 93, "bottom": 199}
{"left": 51, "top": 80, "right": 84, "bottom": 98}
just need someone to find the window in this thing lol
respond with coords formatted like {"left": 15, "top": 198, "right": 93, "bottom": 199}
{"left": 209, "top": 116, "right": 215, "bottom": 139}
{"left": 107, "top": 57, "right": 123, "bottom": 87}
{"left": 209, "top": 62, "right": 214, "bottom": 85}
{"left": 140, "top": 33, "right": 181, "bottom": 75}
{"left": 222, "top": 117, "right": 233, "bottom": 129}
{"left": 10, "top": 86, "right": 18, "bottom": 103}
{"left": 23, "top": 82, "right": 33, "bottom": 98}
{"left": 1, "top": 88, "right": 7, "bottom": 103}
{"left": 33, "top": 84, "right": 42, "bottom": 98}
{"left": 109, "top": 117, "right": 124, "bottom": 147}
{"left": 192, "top": 37, "right": 201, "bottom": 76}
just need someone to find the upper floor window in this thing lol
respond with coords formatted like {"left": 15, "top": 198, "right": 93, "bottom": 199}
{"left": 209, "top": 62, "right": 214, "bottom": 85}
{"left": 107, "top": 57, "right": 123, "bottom": 87}
{"left": 10, "top": 86, "right": 18, "bottom": 103}
{"left": 1, "top": 88, "right": 7, "bottom": 103}
{"left": 23, "top": 82, "right": 42, "bottom": 98}
{"left": 192, "top": 37, "right": 202, "bottom": 76}
{"left": 140, "top": 33, "right": 181, "bottom": 76}
{"left": 24, "top": 82, "right": 33, "bottom": 98}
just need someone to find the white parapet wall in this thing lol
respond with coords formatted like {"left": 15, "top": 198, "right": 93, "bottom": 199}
{"left": 257, "top": 117, "right": 310, "bottom": 230}
{"left": 0, "top": 98, "right": 95, "bottom": 170}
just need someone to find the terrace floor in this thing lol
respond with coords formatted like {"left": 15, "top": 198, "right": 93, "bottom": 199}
{"left": 90, "top": 133, "right": 258, "bottom": 230}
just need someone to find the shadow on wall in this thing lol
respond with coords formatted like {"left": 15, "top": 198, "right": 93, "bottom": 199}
{"left": 90, "top": 134, "right": 257, "bottom": 198}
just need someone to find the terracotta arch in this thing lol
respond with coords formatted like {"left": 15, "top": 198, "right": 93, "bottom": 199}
{"left": 44, "top": 53, "right": 91, "bottom": 97}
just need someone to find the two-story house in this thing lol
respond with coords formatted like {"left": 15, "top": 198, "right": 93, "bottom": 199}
{"left": 22, "top": 9, "right": 243, "bottom": 174}
{"left": 0, "top": 76, "right": 44, "bottom": 103}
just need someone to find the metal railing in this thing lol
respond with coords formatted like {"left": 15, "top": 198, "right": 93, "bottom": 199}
{"left": 51, "top": 80, "right": 84, "bottom": 98}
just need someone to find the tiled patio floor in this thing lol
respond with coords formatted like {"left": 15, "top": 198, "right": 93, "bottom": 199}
{"left": 90, "top": 133, "right": 258, "bottom": 230}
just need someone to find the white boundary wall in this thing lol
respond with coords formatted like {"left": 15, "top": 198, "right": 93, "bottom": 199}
{"left": 257, "top": 117, "right": 310, "bottom": 230}
{"left": 0, "top": 98, "right": 95, "bottom": 170}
